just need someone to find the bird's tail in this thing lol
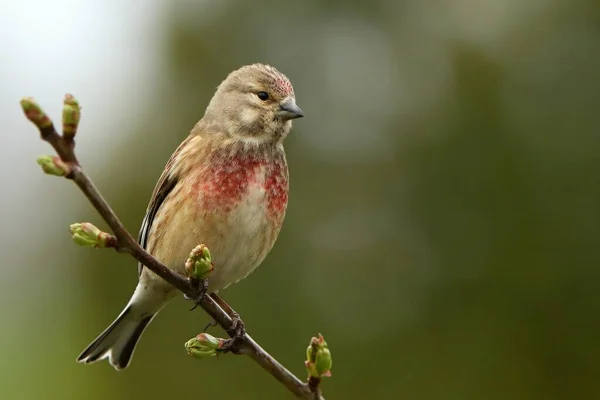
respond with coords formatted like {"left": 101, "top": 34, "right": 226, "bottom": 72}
{"left": 77, "top": 285, "right": 164, "bottom": 370}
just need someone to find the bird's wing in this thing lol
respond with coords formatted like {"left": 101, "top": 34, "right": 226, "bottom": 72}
{"left": 137, "top": 135, "right": 194, "bottom": 277}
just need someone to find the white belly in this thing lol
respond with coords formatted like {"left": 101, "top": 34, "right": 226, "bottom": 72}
{"left": 207, "top": 180, "right": 273, "bottom": 292}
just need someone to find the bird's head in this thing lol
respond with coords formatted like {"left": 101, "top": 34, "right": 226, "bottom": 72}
{"left": 203, "top": 64, "right": 303, "bottom": 145}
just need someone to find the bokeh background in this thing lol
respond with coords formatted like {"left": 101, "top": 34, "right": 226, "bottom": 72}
{"left": 2, "top": 0, "right": 600, "bottom": 399}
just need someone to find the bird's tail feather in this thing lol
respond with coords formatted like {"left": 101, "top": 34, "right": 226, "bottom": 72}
{"left": 76, "top": 304, "right": 155, "bottom": 370}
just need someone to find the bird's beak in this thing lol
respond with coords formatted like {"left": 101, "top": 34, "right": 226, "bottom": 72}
{"left": 278, "top": 98, "right": 304, "bottom": 120}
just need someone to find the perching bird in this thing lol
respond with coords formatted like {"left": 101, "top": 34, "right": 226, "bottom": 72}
{"left": 77, "top": 64, "right": 303, "bottom": 370}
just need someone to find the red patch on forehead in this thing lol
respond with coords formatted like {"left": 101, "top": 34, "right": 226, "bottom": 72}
{"left": 274, "top": 76, "right": 293, "bottom": 97}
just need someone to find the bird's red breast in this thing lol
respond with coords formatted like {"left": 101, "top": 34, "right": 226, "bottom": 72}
{"left": 197, "top": 146, "right": 289, "bottom": 224}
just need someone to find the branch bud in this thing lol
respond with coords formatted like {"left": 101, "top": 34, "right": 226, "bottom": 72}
{"left": 20, "top": 97, "right": 53, "bottom": 130}
{"left": 62, "top": 93, "right": 81, "bottom": 141}
{"left": 305, "top": 333, "right": 332, "bottom": 378}
{"left": 69, "top": 222, "right": 116, "bottom": 248}
{"left": 185, "top": 244, "right": 214, "bottom": 280}
{"left": 185, "top": 333, "right": 224, "bottom": 359}
{"left": 37, "top": 155, "right": 70, "bottom": 176}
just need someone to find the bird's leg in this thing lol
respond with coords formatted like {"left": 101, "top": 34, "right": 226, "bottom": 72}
{"left": 211, "top": 293, "right": 246, "bottom": 353}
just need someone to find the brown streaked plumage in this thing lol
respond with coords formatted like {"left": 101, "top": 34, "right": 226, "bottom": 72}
{"left": 76, "top": 64, "right": 303, "bottom": 370}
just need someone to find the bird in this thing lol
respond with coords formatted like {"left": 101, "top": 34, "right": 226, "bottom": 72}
{"left": 76, "top": 63, "right": 303, "bottom": 370}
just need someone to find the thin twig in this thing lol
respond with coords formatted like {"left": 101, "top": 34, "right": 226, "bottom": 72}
{"left": 22, "top": 99, "right": 324, "bottom": 400}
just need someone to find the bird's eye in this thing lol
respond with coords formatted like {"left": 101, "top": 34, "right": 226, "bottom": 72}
{"left": 256, "top": 91, "right": 269, "bottom": 101}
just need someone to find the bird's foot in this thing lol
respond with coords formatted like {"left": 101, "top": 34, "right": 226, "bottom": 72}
{"left": 217, "top": 312, "right": 246, "bottom": 354}
{"left": 184, "top": 278, "right": 209, "bottom": 311}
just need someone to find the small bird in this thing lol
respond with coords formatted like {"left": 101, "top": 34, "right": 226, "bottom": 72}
{"left": 77, "top": 64, "right": 303, "bottom": 370}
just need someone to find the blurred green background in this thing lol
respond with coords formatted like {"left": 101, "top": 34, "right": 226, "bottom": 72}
{"left": 2, "top": 0, "right": 600, "bottom": 399}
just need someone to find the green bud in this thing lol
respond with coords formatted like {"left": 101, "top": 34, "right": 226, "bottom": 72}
{"left": 63, "top": 93, "right": 80, "bottom": 108}
{"left": 62, "top": 94, "right": 81, "bottom": 140}
{"left": 306, "top": 333, "right": 332, "bottom": 378}
{"left": 185, "top": 244, "right": 214, "bottom": 280}
{"left": 37, "top": 155, "right": 70, "bottom": 176}
{"left": 314, "top": 348, "right": 332, "bottom": 377}
{"left": 20, "top": 97, "right": 53, "bottom": 129}
{"left": 69, "top": 222, "right": 115, "bottom": 248}
{"left": 185, "top": 333, "right": 223, "bottom": 359}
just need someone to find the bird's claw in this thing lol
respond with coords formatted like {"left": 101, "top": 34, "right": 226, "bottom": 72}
{"left": 185, "top": 278, "right": 209, "bottom": 311}
{"left": 217, "top": 312, "right": 246, "bottom": 354}
{"left": 228, "top": 311, "right": 246, "bottom": 337}
{"left": 202, "top": 319, "right": 218, "bottom": 332}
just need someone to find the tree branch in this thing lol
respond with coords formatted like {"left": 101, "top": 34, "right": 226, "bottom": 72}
{"left": 21, "top": 96, "right": 326, "bottom": 399}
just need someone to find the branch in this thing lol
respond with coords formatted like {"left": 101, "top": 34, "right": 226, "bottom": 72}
{"left": 21, "top": 96, "right": 327, "bottom": 399}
